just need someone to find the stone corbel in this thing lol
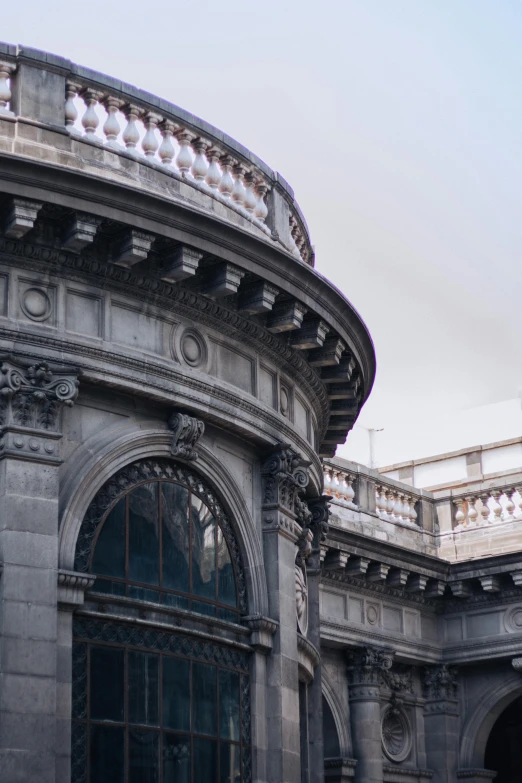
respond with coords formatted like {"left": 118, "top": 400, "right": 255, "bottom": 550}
{"left": 168, "top": 410, "right": 205, "bottom": 461}
{"left": 0, "top": 354, "right": 79, "bottom": 463}
{"left": 243, "top": 614, "right": 278, "bottom": 654}
{"left": 2, "top": 197, "right": 43, "bottom": 238}
{"left": 58, "top": 569, "right": 96, "bottom": 610}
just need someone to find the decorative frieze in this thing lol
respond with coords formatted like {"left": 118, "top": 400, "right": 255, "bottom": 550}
{"left": 0, "top": 354, "right": 79, "bottom": 462}
{"left": 423, "top": 664, "right": 458, "bottom": 700}
{"left": 168, "top": 411, "right": 205, "bottom": 461}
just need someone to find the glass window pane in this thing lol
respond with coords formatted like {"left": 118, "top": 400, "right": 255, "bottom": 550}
{"left": 162, "top": 593, "right": 189, "bottom": 610}
{"left": 218, "top": 608, "right": 239, "bottom": 624}
{"left": 219, "top": 669, "right": 240, "bottom": 741}
{"left": 91, "top": 498, "right": 125, "bottom": 578}
{"left": 129, "top": 483, "right": 159, "bottom": 586}
{"left": 91, "top": 578, "right": 125, "bottom": 596}
{"left": 163, "top": 657, "right": 190, "bottom": 732}
{"left": 220, "top": 742, "right": 241, "bottom": 783}
{"left": 90, "top": 646, "right": 124, "bottom": 722}
{"left": 163, "top": 734, "right": 191, "bottom": 783}
{"left": 193, "top": 662, "right": 217, "bottom": 736}
{"left": 128, "top": 586, "right": 160, "bottom": 603}
{"left": 128, "top": 729, "right": 159, "bottom": 783}
{"left": 217, "top": 527, "right": 237, "bottom": 607}
{"left": 191, "top": 496, "right": 216, "bottom": 600}
{"left": 129, "top": 651, "right": 159, "bottom": 726}
{"left": 191, "top": 599, "right": 216, "bottom": 618}
{"left": 90, "top": 725, "right": 124, "bottom": 783}
{"left": 193, "top": 737, "right": 217, "bottom": 783}
{"left": 162, "top": 483, "right": 190, "bottom": 593}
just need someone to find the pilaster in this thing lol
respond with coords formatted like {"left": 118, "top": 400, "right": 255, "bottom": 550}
{"left": 0, "top": 355, "right": 79, "bottom": 783}
{"left": 423, "top": 665, "right": 460, "bottom": 783}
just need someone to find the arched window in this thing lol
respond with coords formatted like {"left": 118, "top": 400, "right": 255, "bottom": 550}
{"left": 72, "top": 459, "right": 250, "bottom": 783}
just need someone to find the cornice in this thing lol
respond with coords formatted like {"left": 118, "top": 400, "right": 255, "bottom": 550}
{"left": 321, "top": 572, "right": 440, "bottom": 610}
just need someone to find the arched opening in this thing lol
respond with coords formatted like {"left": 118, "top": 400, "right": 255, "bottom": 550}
{"left": 323, "top": 695, "right": 341, "bottom": 759}
{"left": 485, "top": 695, "right": 522, "bottom": 782}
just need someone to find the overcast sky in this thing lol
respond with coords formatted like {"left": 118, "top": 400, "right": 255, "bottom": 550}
{"left": 3, "top": 1, "right": 521, "bottom": 465}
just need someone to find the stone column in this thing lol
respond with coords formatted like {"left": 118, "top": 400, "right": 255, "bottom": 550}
{"left": 305, "top": 495, "right": 330, "bottom": 783}
{"left": 261, "top": 445, "right": 310, "bottom": 783}
{"left": 423, "top": 665, "right": 460, "bottom": 783}
{"left": 0, "top": 356, "right": 78, "bottom": 783}
{"left": 347, "top": 647, "right": 394, "bottom": 783}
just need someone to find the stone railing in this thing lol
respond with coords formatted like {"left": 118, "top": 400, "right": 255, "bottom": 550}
{"left": 0, "top": 44, "right": 312, "bottom": 265}
{"left": 452, "top": 485, "right": 522, "bottom": 530}
{"left": 324, "top": 464, "right": 357, "bottom": 509}
{"left": 374, "top": 482, "right": 418, "bottom": 526}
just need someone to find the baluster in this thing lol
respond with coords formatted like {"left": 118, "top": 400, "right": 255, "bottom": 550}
{"left": 402, "top": 495, "right": 411, "bottom": 523}
{"left": 0, "top": 62, "right": 15, "bottom": 115}
{"left": 64, "top": 81, "right": 80, "bottom": 131}
{"left": 490, "top": 490, "right": 503, "bottom": 523}
{"left": 205, "top": 147, "right": 222, "bottom": 191}
{"left": 513, "top": 487, "right": 522, "bottom": 518}
{"left": 141, "top": 111, "right": 161, "bottom": 158}
{"left": 409, "top": 497, "right": 418, "bottom": 525}
{"left": 219, "top": 155, "right": 234, "bottom": 199}
{"left": 191, "top": 137, "right": 210, "bottom": 183}
{"left": 243, "top": 171, "right": 257, "bottom": 214}
{"left": 454, "top": 499, "right": 466, "bottom": 528}
{"left": 479, "top": 493, "right": 491, "bottom": 525}
{"left": 232, "top": 163, "right": 247, "bottom": 208}
{"left": 466, "top": 496, "right": 478, "bottom": 526}
{"left": 334, "top": 471, "right": 343, "bottom": 502}
{"left": 102, "top": 96, "right": 123, "bottom": 148}
{"left": 393, "top": 492, "right": 403, "bottom": 522}
{"left": 324, "top": 468, "right": 333, "bottom": 497}
{"left": 386, "top": 489, "right": 395, "bottom": 522}
{"left": 333, "top": 471, "right": 341, "bottom": 500}
{"left": 504, "top": 488, "right": 516, "bottom": 520}
{"left": 158, "top": 119, "right": 177, "bottom": 165}
{"left": 122, "top": 105, "right": 142, "bottom": 155}
{"left": 175, "top": 129, "right": 194, "bottom": 177}
{"left": 345, "top": 474, "right": 355, "bottom": 507}
{"left": 254, "top": 180, "right": 269, "bottom": 222}
{"left": 80, "top": 89, "right": 102, "bottom": 137}
{"left": 375, "top": 486, "right": 386, "bottom": 519}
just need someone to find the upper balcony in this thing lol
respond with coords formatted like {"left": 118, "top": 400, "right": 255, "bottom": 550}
{"left": 0, "top": 43, "right": 376, "bottom": 457}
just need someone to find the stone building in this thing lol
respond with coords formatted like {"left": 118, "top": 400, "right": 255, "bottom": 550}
{"left": 0, "top": 42, "right": 519, "bottom": 783}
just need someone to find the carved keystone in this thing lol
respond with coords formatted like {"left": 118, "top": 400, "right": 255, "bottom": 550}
{"left": 160, "top": 246, "right": 203, "bottom": 283}
{"left": 2, "top": 197, "right": 43, "bottom": 238}
{"left": 168, "top": 411, "right": 205, "bottom": 461}
{"left": 113, "top": 229, "right": 155, "bottom": 267}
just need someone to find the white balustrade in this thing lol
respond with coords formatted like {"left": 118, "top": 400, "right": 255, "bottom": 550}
{"left": 62, "top": 82, "right": 275, "bottom": 235}
{"left": 0, "top": 62, "right": 15, "bottom": 116}
{"left": 324, "top": 468, "right": 357, "bottom": 509}
{"left": 375, "top": 485, "right": 419, "bottom": 526}
{"left": 453, "top": 486, "right": 522, "bottom": 529}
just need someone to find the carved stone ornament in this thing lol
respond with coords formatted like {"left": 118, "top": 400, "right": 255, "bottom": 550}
{"left": 382, "top": 664, "right": 414, "bottom": 694}
{"left": 381, "top": 702, "right": 412, "bottom": 762}
{"left": 261, "top": 444, "right": 310, "bottom": 515}
{"left": 295, "top": 557, "right": 309, "bottom": 635}
{"left": 168, "top": 411, "right": 205, "bottom": 461}
{"left": 512, "top": 657, "right": 522, "bottom": 672}
{"left": 0, "top": 354, "right": 79, "bottom": 461}
{"left": 423, "top": 664, "right": 458, "bottom": 700}
{"left": 346, "top": 646, "right": 395, "bottom": 686}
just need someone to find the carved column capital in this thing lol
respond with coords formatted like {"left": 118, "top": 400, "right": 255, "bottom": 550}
{"left": 168, "top": 411, "right": 205, "bottom": 461}
{"left": 261, "top": 443, "right": 311, "bottom": 540}
{"left": 0, "top": 354, "right": 79, "bottom": 463}
{"left": 347, "top": 646, "right": 395, "bottom": 687}
{"left": 423, "top": 664, "right": 459, "bottom": 701}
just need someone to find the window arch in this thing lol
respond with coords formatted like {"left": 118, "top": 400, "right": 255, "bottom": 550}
{"left": 74, "top": 458, "right": 247, "bottom": 618}
{"left": 72, "top": 459, "right": 251, "bottom": 783}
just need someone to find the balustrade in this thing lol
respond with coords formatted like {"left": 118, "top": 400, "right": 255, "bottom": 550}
{"left": 375, "top": 485, "right": 419, "bottom": 526}
{"left": 60, "top": 81, "right": 310, "bottom": 255}
{"left": 324, "top": 467, "right": 357, "bottom": 509}
{"left": 452, "top": 486, "right": 522, "bottom": 529}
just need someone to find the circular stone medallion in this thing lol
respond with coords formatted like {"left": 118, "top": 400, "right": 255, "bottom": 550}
{"left": 381, "top": 704, "right": 411, "bottom": 762}
{"left": 21, "top": 288, "right": 52, "bottom": 321}
{"left": 178, "top": 328, "right": 207, "bottom": 369}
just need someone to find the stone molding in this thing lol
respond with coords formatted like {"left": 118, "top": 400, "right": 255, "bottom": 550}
{"left": 456, "top": 771, "right": 497, "bottom": 781}
{"left": 297, "top": 632, "right": 320, "bottom": 683}
{"left": 0, "top": 353, "right": 79, "bottom": 463}
{"left": 423, "top": 664, "right": 458, "bottom": 700}
{"left": 383, "top": 766, "right": 434, "bottom": 781}
{"left": 57, "top": 569, "right": 96, "bottom": 610}
{"left": 324, "top": 757, "right": 357, "bottom": 782}
{"left": 168, "top": 410, "right": 205, "bottom": 461}
{"left": 242, "top": 614, "right": 278, "bottom": 654}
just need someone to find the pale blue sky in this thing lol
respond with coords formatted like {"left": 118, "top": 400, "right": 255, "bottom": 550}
{"left": 3, "top": 1, "right": 522, "bottom": 464}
